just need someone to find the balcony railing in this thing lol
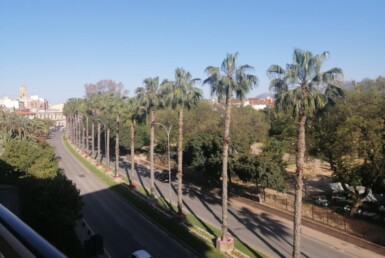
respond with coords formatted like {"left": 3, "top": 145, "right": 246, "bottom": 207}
{"left": 0, "top": 203, "right": 65, "bottom": 258}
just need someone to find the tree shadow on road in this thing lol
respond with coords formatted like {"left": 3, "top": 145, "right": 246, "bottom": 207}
{"left": 228, "top": 206, "right": 291, "bottom": 258}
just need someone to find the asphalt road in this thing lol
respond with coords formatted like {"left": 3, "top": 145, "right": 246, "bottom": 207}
{"left": 50, "top": 132, "right": 197, "bottom": 258}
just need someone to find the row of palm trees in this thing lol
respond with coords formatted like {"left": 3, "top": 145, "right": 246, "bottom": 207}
{"left": 63, "top": 49, "right": 343, "bottom": 257}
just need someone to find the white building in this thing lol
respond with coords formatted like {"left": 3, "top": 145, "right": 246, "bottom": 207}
{"left": 0, "top": 96, "right": 19, "bottom": 109}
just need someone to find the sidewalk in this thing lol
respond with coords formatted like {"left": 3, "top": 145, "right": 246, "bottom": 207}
{"left": 229, "top": 195, "right": 385, "bottom": 258}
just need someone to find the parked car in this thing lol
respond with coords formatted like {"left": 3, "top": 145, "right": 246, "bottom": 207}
{"left": 131, "top": 249, "right": 152, "bottom": 258}
{"left": 315, "top": 197, "right": 329, "bottom": 206}
{"left": 155, "top": 171, "right": 170, "bottom": 183}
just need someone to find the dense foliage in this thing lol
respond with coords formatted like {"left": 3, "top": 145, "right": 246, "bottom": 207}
{"left": 311, "top": 77, "right": 385, "bottom": 215}
{"left": 0, "top": 109, "right": 83, "bottom": 255}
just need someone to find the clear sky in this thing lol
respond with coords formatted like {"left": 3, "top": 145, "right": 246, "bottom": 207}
{"left": 1, "top": 0, "right": 384, "bottom": 104}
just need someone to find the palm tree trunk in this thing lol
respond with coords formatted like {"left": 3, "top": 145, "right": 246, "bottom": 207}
{"left": 177, "top": 109, "right": 184, "bottom": 215}
{"left": 293, "top": 114, "right": 306, "bottom": 258}
{"left": 130, "top": 121, "right": 136, "bottom": 184}
{"left": 91, "top": 122, "right": 95, "bottom": 155}
{"left": 78, "top": 117, "right": 81, "bottom": 147}
{"left": 221, "top": 96, "right": 232, "bottom": 240}
{"left": 97, "top": 123, "right": 101, "bottom": 162}
{"left": 107, "top": 127, "right": 110, "bottom": 170}
{"left": 115, "top": 115, "right": 120, "bottom": 177}
{"left": 86, "top": 116, "right": 89, "bottom": 153}
{"left": 83, "top": 127, "right": 86, "bottom": 150}
{"left": 150, "top": 108, "right": 155, "bottom": 196}
{"left": 76, "top": 116, "right": 80, "bottom": 146}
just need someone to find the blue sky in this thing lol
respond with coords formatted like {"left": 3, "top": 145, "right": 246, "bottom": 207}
{"left": 1, "top": 0, "right": 384, "bottom": 104}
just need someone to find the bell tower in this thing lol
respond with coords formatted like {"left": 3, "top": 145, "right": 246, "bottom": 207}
{"left": 19, "top": 84, "right": 28, "bottom": 99}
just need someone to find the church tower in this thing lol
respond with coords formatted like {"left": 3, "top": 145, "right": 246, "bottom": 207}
{"left": 19, "top": 84, "right": 28, "bottom": 99}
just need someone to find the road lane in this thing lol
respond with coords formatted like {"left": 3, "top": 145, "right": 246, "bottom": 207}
{"left": 51, "top": 133, "right": 197, "bottom": 258}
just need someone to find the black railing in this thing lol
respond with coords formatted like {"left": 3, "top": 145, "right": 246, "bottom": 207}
{"left": 0, "top": 204, "right": 66, "bottom": 258}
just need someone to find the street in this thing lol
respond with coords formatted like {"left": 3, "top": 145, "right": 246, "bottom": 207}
{"left": 50, "top": 132, "right": 197, "bottom": 258}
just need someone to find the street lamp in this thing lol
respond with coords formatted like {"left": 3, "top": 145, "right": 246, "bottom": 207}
{"left": 153, "top": 122, "right": 173, "bottom": 207}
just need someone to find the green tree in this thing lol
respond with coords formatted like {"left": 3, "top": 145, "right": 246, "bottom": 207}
{"left": 136, "top": 77, "right": 162, "bottom": 196}
{"left": 313, "top": 80, "right": 385, "bottom": 216}
{"left": 19, "top": 172, "right": 82, "bottom": 254}
{"left": 161, "top": 68, "right": 202, "bottom": 215}
{"left": 230, "top": 106, "right": 269, "bottom": 154}
{"left": 183, "top": 130, "right": 223, "bottom": 185}
{"left": 204, "top": 52, "right": 258, "bottom": 240}
{"left": 1, "top": 140, "right": 57, "bottom": 179}
{"left": 267, "top": 49, "right": 343, "bottom": 258}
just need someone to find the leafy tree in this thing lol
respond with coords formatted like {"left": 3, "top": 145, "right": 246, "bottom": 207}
{"left": 234, "top": 138, "right": 287, "bottom": 196}
{"left": 136, "top": 77, "right": 162, "bottom": 196}
{"left": 183, "top": 100, "right": 223, "bottom": 144}
{"left": 161, "top": 68, "right": 202, "bottom": 214}
{"left": 267, "top": 49, "right": 343, "bottom": 258}
{"left": 0, "top": 140, "right": 83, "bottom": 256}
{"left": 120, "top": 123, "right": 149, "bottom": 151}
{"left": 84, "top": 79, "right": 126, "bottom": 97}
{"left": 1, "top": 140, "right": 57, "bottom": 179}
{"left": 19, "top": 172, "right": 82, "bottom": 254}
{"left": 313, "top": 80, "right": 385, "bottom": 215}
{"left": 183, "top": 131, "right": 224, "bottom": 185}
{"left": 266, "top": 108, "right": 297, "bottom": 153}
{"left": 230, "top": 106, "right": 269, "bottom": 154}
{"left": 204, "top": 52, "right": 258, "bottom": 240}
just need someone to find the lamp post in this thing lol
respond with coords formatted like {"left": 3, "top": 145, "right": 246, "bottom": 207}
{"left": 154, "top": 122, "right": 173, "bottom": 208}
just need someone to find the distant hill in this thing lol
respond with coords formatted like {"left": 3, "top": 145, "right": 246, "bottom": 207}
{"left": 256, "top": 92, "right": 275, "bottom": 99}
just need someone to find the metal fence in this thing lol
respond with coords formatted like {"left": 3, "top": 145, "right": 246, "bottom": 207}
{"left": 262, "top": 193, "right": 385, "bottom": 246}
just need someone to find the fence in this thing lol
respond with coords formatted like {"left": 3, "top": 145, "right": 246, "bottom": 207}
{"left": 262, "top": 192, "right": 385, "bottom": 246}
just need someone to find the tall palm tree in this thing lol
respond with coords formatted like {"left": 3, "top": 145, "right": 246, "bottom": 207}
{"left": 89, "top": 92, "right": 114, "bottom": 169}
{"left": 204, "top": 52, "right": 258, "bottom": 240}
{"left": 161, "top": 68, "right": 202, "bottom": 215}
{"left": 87, "top": 93, "right": 104, "bottom": 161}
{"left": 267, "top": 49, "right": 343, "bottom": 258}
{"left": 136, "top": 77, "right": 161, "bottom": 196}
{"left": 122, "top": 97, "right": 142, "bottom": 185}
{"left": 67, "top": 98, "right": 85, "bottom": 148}
{"left": 111, "top": 94, "right": 125, "bottom": 177}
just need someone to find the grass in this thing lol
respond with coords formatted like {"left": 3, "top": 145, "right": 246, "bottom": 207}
{"left": 63, "top": 137, "right": 266, "bottom": 258}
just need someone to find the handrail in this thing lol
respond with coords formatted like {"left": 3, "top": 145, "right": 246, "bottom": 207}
{"left": 0, "top": 203, "right": 66, "bottom": 258}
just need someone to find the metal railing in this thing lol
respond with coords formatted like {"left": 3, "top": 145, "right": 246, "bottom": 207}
{"left": 0, "top": 204, "right": 66, "bottom": 258}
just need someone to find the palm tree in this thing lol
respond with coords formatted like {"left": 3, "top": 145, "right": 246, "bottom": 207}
{"left": 267, "top": 49, "right": 343, "bottom": 258}
{"left": 89, "top": 92, "right": 115, "bottom": 169}
{"left": 161, "top": 68, "right": 202, "bottom": 215}
{"left": 111, "top": 94, "right": 125, "bottom": 177}
{"left": 136, "top": 77, "right": 161, "bottom": 196}
{"left": 122, "top": 97, "right": 142, "bottom": 185}
{"left": 87, "top": 93, "right": 104, "bottom": 161}
{"left": 31, "top": 118, "right": 49, "bottom": 138}
{"left": 204, "top": 52, "right": 258, "bottom": 240}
